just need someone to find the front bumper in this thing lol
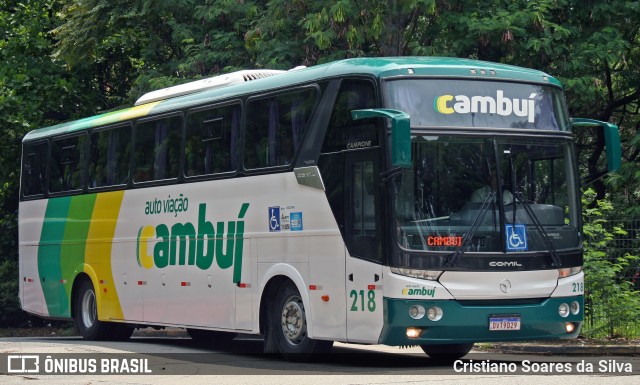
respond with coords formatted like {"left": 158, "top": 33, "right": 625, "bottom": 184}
{"left": 379, "top": 295, "right": 583, "bottom": 346}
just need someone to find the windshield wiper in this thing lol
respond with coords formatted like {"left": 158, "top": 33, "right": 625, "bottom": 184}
{"left": 446, "top": 192, "right": 496, "bottom": 267}
{"left": 514, "top": 192, "right": 562, "bottom": 268}
{"left": 379, "top": 167, "right": 404, "bottom": 185}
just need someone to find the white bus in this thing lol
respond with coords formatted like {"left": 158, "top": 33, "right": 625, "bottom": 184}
{"left": 19, "top": 57, "right": 621, "bottom": 361}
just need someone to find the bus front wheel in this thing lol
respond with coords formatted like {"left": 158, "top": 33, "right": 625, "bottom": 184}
{"left": 271, "top": 282, "right": 332, "bottom": 361}
{"left": 420, "top": 343, "right": 474, "bottom": 362}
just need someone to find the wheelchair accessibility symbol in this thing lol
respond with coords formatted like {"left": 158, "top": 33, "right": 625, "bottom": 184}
{"left": 506, "top": 224, "right": 528, "bottom": 251}
{"left": 269, "top": 206, "right": 281, "bottom": 232}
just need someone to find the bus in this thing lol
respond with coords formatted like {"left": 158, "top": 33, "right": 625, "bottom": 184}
{"left": 19, "top": 57, "right": 621, "bottom": 361}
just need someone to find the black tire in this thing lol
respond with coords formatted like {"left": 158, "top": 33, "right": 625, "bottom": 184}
{"left": 420, "top": 343, "right": 474, "bottom": 363}
{"left": 73, "top": 279, "right": 111, "bottom": 340}
{"left": 270, "top": 282, "right": 332, "bottom": 362}
{"left": 109, "top": 323, "right": 134, "bottom": 341}
{"left": 187, "top": 328, "right": 237, "bottom": 346}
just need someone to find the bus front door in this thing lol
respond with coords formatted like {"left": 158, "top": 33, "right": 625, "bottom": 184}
{"left": 344, "top": 150, "right": 384, "bottom": 343}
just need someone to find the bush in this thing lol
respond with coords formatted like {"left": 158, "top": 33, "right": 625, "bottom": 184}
{"left": 0, "top": 259, "right": 30, "bottom": 327}
{"left": 0, "top": 259, "right": 72, "bottom": 328}
{"left": 582, "top": 189, "right": 640, "bottom": 338}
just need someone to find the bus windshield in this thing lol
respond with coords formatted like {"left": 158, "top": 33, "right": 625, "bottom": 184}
{"left": 392, "top": 136, "right": 579, "bottom": 254}
{"left": 385, "top": 79, "right": 570, "bottom": 131}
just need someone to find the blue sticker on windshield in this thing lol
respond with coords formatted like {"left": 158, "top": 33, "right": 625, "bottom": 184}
{"left": 506, "top": 224, "right": 528, "bottom": 251}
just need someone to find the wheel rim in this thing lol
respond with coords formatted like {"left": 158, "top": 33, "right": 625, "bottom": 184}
{"left": 81, "top": 288, "right": 97, "bottom": 329}
{"left": 280, "top": 295, "right": 307, "bottom": 346}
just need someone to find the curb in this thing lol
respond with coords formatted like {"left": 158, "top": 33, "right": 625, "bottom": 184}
{"left": 132, "top": 328, "right": 640, "bottom": 356}
{"left": 485, "top": 343, "right": 640, "bottom": 356}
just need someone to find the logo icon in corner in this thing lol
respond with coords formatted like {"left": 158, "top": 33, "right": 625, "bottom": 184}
{"left": 499, "top": 279, "right": 512, "bottom": 294}
{"left": 7, "top": 355, "right": 40, "bottom": 373}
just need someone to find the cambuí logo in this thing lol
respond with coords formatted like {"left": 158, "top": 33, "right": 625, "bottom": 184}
{"left": 434, "top": 91, "right": 538, "bottom": 123}
{"left": 402, "top": 286, "right": 436, "bottom": 297}
{"left": 136, "top": 203, "right": 249, "bottom": 284}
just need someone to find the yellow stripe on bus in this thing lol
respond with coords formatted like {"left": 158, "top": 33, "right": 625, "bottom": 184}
{"left": 91, "top": 101, "right": 161, "bottom": 127}
{"left": 84, "top": 191, "right": 125, "bottom": 320}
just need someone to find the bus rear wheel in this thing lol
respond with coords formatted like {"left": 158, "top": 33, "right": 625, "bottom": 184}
{"left": 74, "top": 279, "right": 110, "bottom": 340}
{"left": 270, "top": 282, "right": 332, "bottom": 361}
{"left": 187, "top": 328, "right": 237, "bottom": 346}
{"left": 109, "top": 323, "right": 134, "bottom": 341}
{"left": 420, "top": 343, "right": 474, "bottom": 362}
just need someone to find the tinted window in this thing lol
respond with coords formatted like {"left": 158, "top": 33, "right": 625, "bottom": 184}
{"left": 49, "top": 135, "right": 87, "bottom": 193}
{"left": 352, "top": 160, "right": 376, "bottom": 236}
{"left": 186, "top": 104, "right": 240, "bottom": 176}
{"left": 22, "top": 142, "right": 48, "bottom": 197}
{"left": 318, "top": 79, "right": 381, "bottom": 261}
{"left": 245, "top": 88, "right": 317, "bottom": 169}
{"left": 134, "top": 115, "right": 182, "bottom": 182}
{"left": 322, "top": 80, "right": 378, "bottom": 153}
{"left": 89, "top": 124, "right": 131, "bottom": 187}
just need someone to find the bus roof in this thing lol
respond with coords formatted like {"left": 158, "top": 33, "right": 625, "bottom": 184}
{"left": 23, "top": 57, "right": 561, "bottom": 142}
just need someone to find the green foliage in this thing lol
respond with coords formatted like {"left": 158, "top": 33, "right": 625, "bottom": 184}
{"left": 0, "top": 260, "right": 28, "bottom": 327}
{"left": 0, "top": 0, "right": 98, "bottom": 329}
{"left": 1, "top": 260, "right": 74, "bottom": 329}
{"left": 0, "top": 1, "right": 91, "bottom": 267}
{"left": 581, "top": 189, "right": 640, "bottom": 338}
{"left": 55, "top": 0, "right": 257, "bottom": 105}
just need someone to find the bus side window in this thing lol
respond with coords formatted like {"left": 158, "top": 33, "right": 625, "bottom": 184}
{"left": 185, "top": 103, "right": 240, "bottom": 176}
{"left": 89, "top": 124, "right": 131, "bottom": 188}
{"left": 318, "top": 79, "right": 381, "bottom": 261}
{"left": 244, "top": 88, "right": 317, "bottom": 170}
{"left": 352, "top": 160, "right": 376, "bottom": 236}
{"left": 49, "top": 134, "right": 87, "bottom": 193}
{"left": 318, "top": 79, "right": 377, "bottom": 231}
{"left": 22, "top": 142, "right": 48, "bottom": 197}
{"left": 322, "top": 80, "right": 378, "bottom": 153}
{"left": 134, "top": 115, "right": 182, "bottom": 182}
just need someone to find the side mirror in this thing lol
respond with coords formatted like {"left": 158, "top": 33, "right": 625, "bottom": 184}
{"left": 351, "top": 109, "right": 411, "bottom": 168}
{"left": 571, "top": 118, "right": 621, "bottom": 172}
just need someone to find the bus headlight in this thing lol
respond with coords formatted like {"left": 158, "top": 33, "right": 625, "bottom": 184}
{"left": 427, "top": 306, "right": 443, "bottom": 321}
{"left": 409, "top": 305, "right": 426, "bottom": 320}
{"left": 406, "top": 327, "right": 422, "bottom": 338}
{"left": 570, "top": 301, "right": 580, "bottom": 315}
{"left": 565, "top": 322, "right": 577, "bottom": 333}
{"left": 558, "top": 266, "right": 582, "bottom": 278}
{"left": 559, "top": 303, "right": 570, "bottom": 317}
{"left": 391, "top": 267, "right": 442, "bottom": 281}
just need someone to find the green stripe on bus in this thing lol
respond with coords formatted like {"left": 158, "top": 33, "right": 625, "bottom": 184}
{"left": 38, "top": 195, "right": 98, "bottom": 317}
{"left": 38, "top": 196, "right": 72, "bottom": 317}
{"left": 59, "top": 194, "right": 97, "bottom": 314}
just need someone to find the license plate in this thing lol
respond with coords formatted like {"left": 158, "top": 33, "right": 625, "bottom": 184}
{"left": 489, "top": 316, "right": 521, "bottom": 331}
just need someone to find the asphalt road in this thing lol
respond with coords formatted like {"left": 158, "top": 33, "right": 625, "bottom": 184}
{"left": 0, "top": 335, "right": 638, "bottom": 384}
